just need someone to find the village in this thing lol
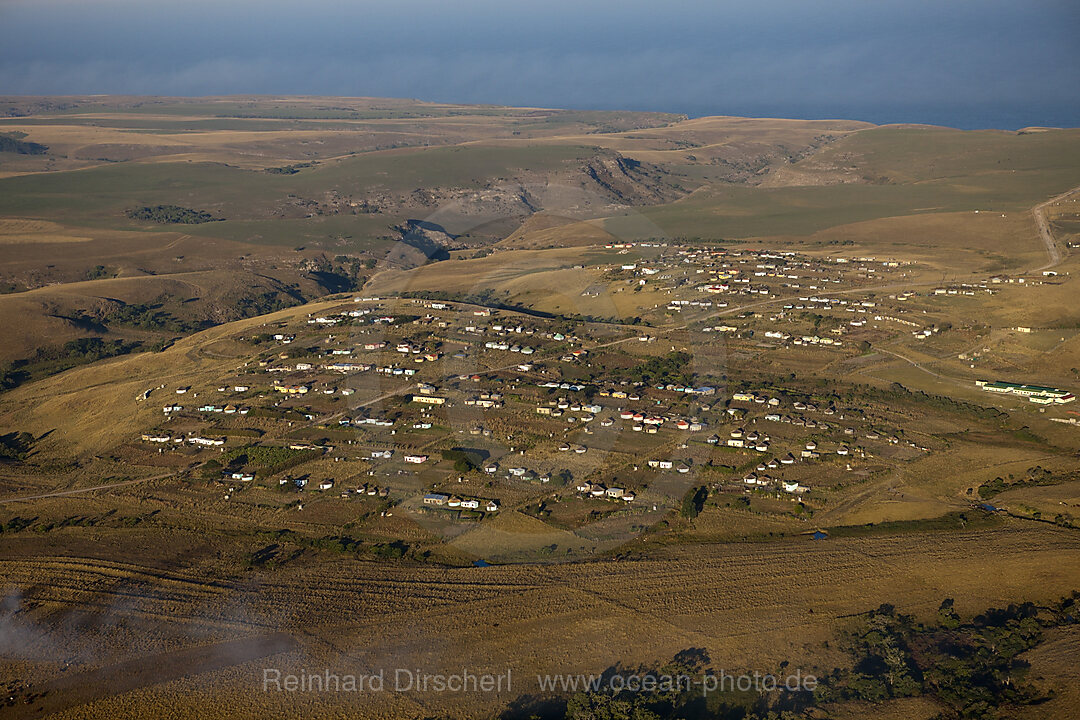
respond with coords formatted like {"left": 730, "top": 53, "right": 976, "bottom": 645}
{"left": 125, "top": 242, "right": 1074, "bottom": 544}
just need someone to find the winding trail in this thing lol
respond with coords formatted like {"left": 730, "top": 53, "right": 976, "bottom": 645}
{"left": 1031, "top": 184, "right": 1080, "bottom": 272}
{"left": 850, "top": 183, "right": 1080, "bottom": 391}
{"left": 0, "top": 470, "right": 178, "bottom": 504}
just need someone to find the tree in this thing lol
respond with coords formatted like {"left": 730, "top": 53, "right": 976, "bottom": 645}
{"left": 937, "top": 598, "right": 960, "bottom": 629}
{"left": 680, "top": 485, "right": 708, "bottom": 520}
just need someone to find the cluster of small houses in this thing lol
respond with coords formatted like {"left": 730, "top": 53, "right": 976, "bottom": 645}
{"left": 141, "top": 432, "right": 226, "bottom": 447}
{"left": 646, "top": 459, "right": 692, "bottom": 473}
{"left": 386, "top": 311, "right": 589, "bottom": 363}
{"left": 376, "top": 365, "right": 419, "bottom": 376}
{"left": 602, "top": 384, "right": 716, "bottom": 397}
{"left": 638, "top": 248, "right": 905, "bottom": 301}
{"left": 538, "top": 381, "right": 590, "bottom": 392}
{"left": 666, "top": 299, "right": 717, "bottom": 311}
{"left": 784, "top": 297, "right": 877, "bottom": 312}
{"left": 741, "top": 473, "right": 810, "bottom": 495}
{"left": 536, "top": 399, "right": 602, "bottom": 419}
{"left": 683, "top": 250, "right": 961, "bottom": 345}
{"left": 533, "top": 395, "right": 710, "bottom": 434}
{"left": 306, "top": 308, "right": 370, "bottom": 325}
{"left": 717, "top": 427, "right": 773, "bottom": 452}
{"left": 616, "top": 410, "right": 705, "bottom": 432}
{"left": 455, "top": 321, "right": 568, "bottom": 340}
{"left": 911, "top": 326, "right": 942, "bottom": 340}
{"left": 875, "top": 314, "right": 919, "bottom": 329}
{"left": 322, "top": 480, "right": 390, "bottom": 498}
{"left": 422, "top": 494, "right": 500, "bottom": 512}
{"left": 718, "top": 392, "right": 883, "bottom": 456}
{"left": 574, "top": 481, "right": 636, "bottom": 502}
{"left": 126, "top": 253, "right": 1079, "bottom": 535}
{"left": 464, "top": 391, "right": 504, "bottom": 409}
{"left": 195, "top": 404, "right": 251, "bottom": 414}
{"left": 503, "top": 466, "right": 551, "bottom": 482}
{"left": 931, "top": 284, "right": 995, "bottom": 296}
{"left": 730, "top": 392, "right": 852, "bottom": 419}
{"left": 276, "top": 474, "right": 390, "bottom": 496}
{"left": 303, "top": 302, "right": 407, "bottom": 328}
{"left": 538, "top": 382, "right": 714, "bottom": 399}
{"left": 339, "top": 416, "right": 395, "bottom": 428}
{"left": 703, "top": 323, "right": 848, "bottom": 347}
{"left": 483, "top": 340, "right": 536, "bottom": 355}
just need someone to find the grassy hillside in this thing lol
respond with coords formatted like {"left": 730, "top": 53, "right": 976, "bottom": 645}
{"left": 799, "top": 126, "right": 1080, "bottom": 183}
{"left": 597, "top": 127, "right": 1080, "bottom": 254}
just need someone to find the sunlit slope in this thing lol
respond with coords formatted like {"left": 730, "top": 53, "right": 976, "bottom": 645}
{"left": 600, "top": 127, "right": 1080, "bottom": 247}
{"left": 0, "top": 298, "right": 343, "bottom": 458}
{"left": 787, "top": 125, "right": 1080, "bottom": 184}
{"left": 0, "top": 144, "right": 595, "bottom": 226}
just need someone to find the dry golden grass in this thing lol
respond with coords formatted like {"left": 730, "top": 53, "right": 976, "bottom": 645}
{"left": 529, "top": 115, "right": 873, "bottom": 172}
{"left": 449, "top": 509, "right": 585, "bottom": 560}
{"left": 366, "top": 244, "right": 678, "bottom": 319}
{"left": 498, "top": 214, "right": 618, "bottom": 249}
{"left": 1, "top": 522, "right": 1077, "bottom": 718}
{"left": 367, "top": 245, "right": 599, "bottom": 299}
{"left": 0, "top": 218, "right": 92, "bottom": 244}
{"left": 0, "top": 267, "right": 257, "bottom": 365}
{"left": 0, "top": 297, "right": 341, "bottom": 457}
{"left": 1020, "top": 625, "right": 1080, "bottom": 720}
{"left": 798, "top": 210, "right": 1045, "bottom": 273}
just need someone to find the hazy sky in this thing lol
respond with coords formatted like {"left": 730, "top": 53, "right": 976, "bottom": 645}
{"left": 1, "top": 0, "right": 1078, "bottom": 128}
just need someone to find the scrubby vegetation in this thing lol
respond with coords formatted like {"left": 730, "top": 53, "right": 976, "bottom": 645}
{"left": 441, "top": 447, "right": 489, "bottom": 473}
{"left": 245, "top": 531, "right": 409, "bottom": 570}
{"left": 612, "top": 351, "right": 695, "bottom": 387}
{"left": 824, "top": 510, "right": 1002, "bottom": 539}
{"left": 0, "top": 431, "right": 34, "bottom": 461}
{"left": 220, "top": 445, "right": 321, "bottom": 476}
{"left": 0, "top": 510, "right": 155, "bottom": 533}
{"left": 680, "top": 485, "right": 708, "bottom": 519}
{"left": 854, "top": 382, "right": 1008, "bottom": 423}
{"left": 0, "top": 131, "right": 47, "bottom": 155}
{"left": 265, "top": 162, "right": 316, "bottom": 174}
{"left": 83, "top": 264, "right": 113, "bottom": 281}
{"left": 125, "top": 205, "right": 222, "bottom": 224}
{"left": 235, "top": 288, "right": 305, "bottom": 318}
{"left": 815, "top": 595, "right": 1080, "bottom": 718}
{"left": 977, "top": 465, "right": 1075, "bottom": 500}
{"left": 102, "top": 302, "right": 207, "bottom": 333}
{"left": 502, "top": 593, "right": 1080, "bottom": 720}
{"left": 0, "top": 337, "right": 142, "bottom": 391}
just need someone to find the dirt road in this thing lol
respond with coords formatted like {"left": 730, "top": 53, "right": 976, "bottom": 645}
{"left": 0, "top": 476, "right": 159, "bottom": 505}
{"left": 1032, "top": 184, "right": 1080, "bottom": 272}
